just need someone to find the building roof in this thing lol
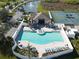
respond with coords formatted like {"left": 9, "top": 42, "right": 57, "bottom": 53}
{"left": 31, "top": 12, "right": 51, "bottom": 24}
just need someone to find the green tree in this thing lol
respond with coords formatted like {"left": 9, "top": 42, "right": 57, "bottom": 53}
{"left": 63, "top": 0, "right": 79, "bottom": 4}
{"left": 0, "top": 35, "right": 14, "bottom": 56}
{"left": 0, "top": 9, "right": 9, "bottom": 22}
{"left": 0, "top": 8, "right": 14, "bottom": 23}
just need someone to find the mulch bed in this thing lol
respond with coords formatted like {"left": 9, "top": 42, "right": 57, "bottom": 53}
{"left": 41, "top": 1, "right": 79, "bottom": 10}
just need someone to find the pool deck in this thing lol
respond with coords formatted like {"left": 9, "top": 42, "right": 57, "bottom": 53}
{"left": 19, "top": 40, "right": 67, "bottom": 57}
{"left": 17, "top": 24, "right": 73, "bottom": 58}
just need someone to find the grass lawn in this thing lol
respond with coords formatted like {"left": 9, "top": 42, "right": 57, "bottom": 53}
{"left": 71, "top": 39, "right": 79, "bottom": 53}
{"left": 37, "top": 2, "right": 48, "bottom": 13}
{"left": 0, "top": 54, "right": 16, "bottom": 59}
{"left": 0, "top": 2, "right": 6, "bottom": 8}
{"left": 63, "top": 9, "right": 79, "bottom": 13}
{"left": 0, "top": 0, "right": 21, "bottom": 8}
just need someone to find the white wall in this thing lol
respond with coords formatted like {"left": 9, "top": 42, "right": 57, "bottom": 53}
{"left": 48, "top": 11, "right": 52, "bottom": 19}
{"left": 61, "top": 28, "right": 73, "bottom": 49}
{"left": 12, "top": 21, "right": 39, "bottom": 59}
{"left": 12, "top": 22, "right": 73, "bottom": 59}
{"left": 12, "top": 21, "right": 23, "bottom": 39}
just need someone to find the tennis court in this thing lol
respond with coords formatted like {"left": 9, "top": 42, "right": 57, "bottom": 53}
{"left": 51, "top": 11, "right": 79, "bottom": 25}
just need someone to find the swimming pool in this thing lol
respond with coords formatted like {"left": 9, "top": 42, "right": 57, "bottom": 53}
{"left": 17, "top": 29, "right": 64, "bottom": 45}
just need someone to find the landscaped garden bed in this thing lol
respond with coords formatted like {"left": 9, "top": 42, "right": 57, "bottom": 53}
{"left": 14, "top": 45, "right": 39, "bottom": 57}
{"left": 41, "top": 0, "right": 79, "bottom": 11}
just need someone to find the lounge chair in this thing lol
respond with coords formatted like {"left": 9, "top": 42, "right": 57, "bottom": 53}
{"left": 18, "top": 44, "right": 23, "bottom": 49}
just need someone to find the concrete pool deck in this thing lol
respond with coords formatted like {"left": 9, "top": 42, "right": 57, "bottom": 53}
{"left": 18, "top": 27, "right": 73, "bottom": 58}
{"left": 18, "top": 41, "right": 66, "bottom": 57}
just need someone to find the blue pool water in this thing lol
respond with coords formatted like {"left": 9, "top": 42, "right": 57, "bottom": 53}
{"left": 17, "top": 29, "right": 64, "bottom": 45}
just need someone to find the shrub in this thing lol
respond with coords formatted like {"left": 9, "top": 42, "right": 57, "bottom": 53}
{"left": 45, "top": 0, "right": 59, "bottom": 3}
{"left": 24, "top": 16, "right": 28, "bottom": 23}
{"left": 63, "top": 0, "right": 79, "bottom": 4}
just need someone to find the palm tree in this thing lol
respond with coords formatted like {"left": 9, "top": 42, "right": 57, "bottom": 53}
{"left": 26, "top": 44, "right": 33, "bottom": 59}
{"left": 17, "top": 44, "right": 38, "bottom": 59}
